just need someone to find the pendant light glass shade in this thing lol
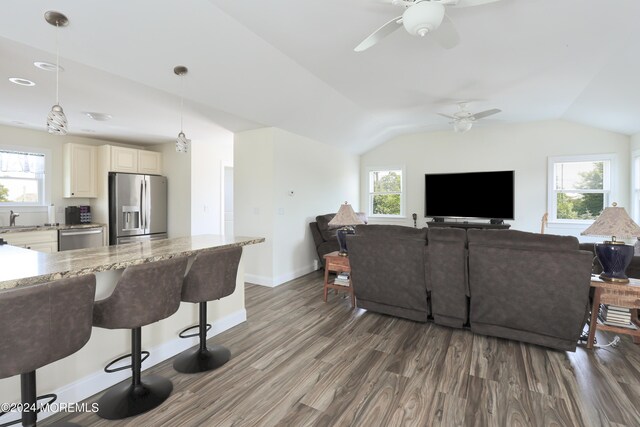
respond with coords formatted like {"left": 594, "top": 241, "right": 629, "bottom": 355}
{"left": 45, "top": 11, "right": 68, "bottom": 136}
{"left": 176, "top": 131, "right": 190, "bottom": 153}
{"left": 47, "top": 104, "right": 68, "bottom": 135}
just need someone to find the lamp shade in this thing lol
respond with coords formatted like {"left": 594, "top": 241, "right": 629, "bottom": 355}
{"left": 581, "top": 203, "right": 640, "bottom": 240}
{"left": 328, "top": 202, "right": 364, "bottom": 228}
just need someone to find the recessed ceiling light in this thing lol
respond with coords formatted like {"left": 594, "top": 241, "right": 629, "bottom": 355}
{"left": 9, "top": 77, "right": 36, "bottom": 87}
{"left": 34, "top": 61, "right": 64, "bottom": 72}
{"left": 83, "top": 112, "right": 112, "bottom": 121}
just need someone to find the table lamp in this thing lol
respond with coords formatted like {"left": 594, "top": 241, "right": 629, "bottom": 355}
{"left": 328, "top": 202, "right": 364, "bottom": 257}
{"left": 581, "top": 202, "right": 640, "bottom": 283}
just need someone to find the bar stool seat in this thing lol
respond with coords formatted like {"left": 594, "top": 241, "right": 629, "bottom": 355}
{"left": 92, "top": 256, "right": 188, "bottom": 420}
{"left": 0, "top": 275, "right": 96, "bottom": 427}
{"left": 173, "top": 246, "right": 242, "bottom": 374}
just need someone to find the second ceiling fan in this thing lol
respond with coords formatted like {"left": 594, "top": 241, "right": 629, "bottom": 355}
{"left": 354, "top": 0, "right": 501, "bottom": 52}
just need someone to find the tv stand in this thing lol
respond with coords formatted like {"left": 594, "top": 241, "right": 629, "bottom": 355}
{"left": 427, "top": 221, "right": 510, "bottom": 230}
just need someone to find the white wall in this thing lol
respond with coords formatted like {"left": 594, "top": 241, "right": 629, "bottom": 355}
{"left": 631, "top": 132, "right": 640, "bottom": 151}
{"left": 235, "top": 127, "right": 359, "bottom": 286}
{"left": 157, "top": 142, "right": 191, "bottom": 237}
{"left": 360, "top": 120, "right": 631, "bottom": 240}
{"left": 190, "top": 135, "right": 233, "bottom": 235}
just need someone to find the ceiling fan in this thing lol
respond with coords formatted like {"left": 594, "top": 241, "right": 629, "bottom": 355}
{"left": 354, "top": 0, "right": 501, "bottom": 52}
{"left": 438, "top": 102, "right": 501, "bottom": 133}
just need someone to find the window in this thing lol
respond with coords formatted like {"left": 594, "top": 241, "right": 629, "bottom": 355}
{"left": 0, "top": 149, "right": 46, "bottom": 206}
{"left": 368, "top": 168, "right": 404, "bottom": 217}
{"left": 548, "top": 154, "right": 614, "bottom": 223}
{"left": 632, "top": 150, "right": 640, "bottom": 223}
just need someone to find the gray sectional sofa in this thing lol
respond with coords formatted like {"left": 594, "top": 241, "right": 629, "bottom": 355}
{"left": 346, "top": 225, "right": 594, "bottom": 351}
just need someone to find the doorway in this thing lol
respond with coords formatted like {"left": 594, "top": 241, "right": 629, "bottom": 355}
{"left": 223, "top": 166, "right": 234, "bottom": 235}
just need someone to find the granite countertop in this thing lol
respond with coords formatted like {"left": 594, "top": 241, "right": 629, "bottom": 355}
{"left": 0, "top": 234, "right": 264, "bottom": 290}
{"left": 0, "top": 223, "right": 106, "bottom": 234}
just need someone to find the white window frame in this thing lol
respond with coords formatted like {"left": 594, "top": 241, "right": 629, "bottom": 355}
{"left": 366, "top": 166, "right": 406, "bottom": 218}
{"left": 547, "top": 153, "right": 616, "bottom": 225}
{"left": 0, "top": 145, "right": 51, "bottom": 208}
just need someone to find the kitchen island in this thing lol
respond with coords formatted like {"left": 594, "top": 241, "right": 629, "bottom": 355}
{"left": 0, "top": 234, "right": 265, "bottom": 289}
{"left": 0, "top": 235, "right": 264, "bottom": 420}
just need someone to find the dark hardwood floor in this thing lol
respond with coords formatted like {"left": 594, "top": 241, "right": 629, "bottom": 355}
{"left": 47, "top": 271, "right": 640, "bottom": 426}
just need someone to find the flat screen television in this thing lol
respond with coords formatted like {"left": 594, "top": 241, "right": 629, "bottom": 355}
{"left": 425, "top": 170, "right": 514, "bottom": 220}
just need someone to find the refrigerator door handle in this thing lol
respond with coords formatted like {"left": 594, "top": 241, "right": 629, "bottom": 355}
{"left": 144, "top": 178, "right": 148, "bottom": 232}
{"left": 140, "top": 180, "right": 145, "bottom": 230}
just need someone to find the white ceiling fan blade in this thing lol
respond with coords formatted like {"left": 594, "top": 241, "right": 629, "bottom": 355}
{"left": 431, "top": 15, "right": 459, "bottom": 49}
{"left": 469, "top": 108, "right": 501, "bottom": 120}
{"left": 437, "top": 113, "right": 457, "bottom": 120}
{"left": 450, "top": 0, "right": 501, "bottom": 8}
{"left": 354, "top": 15, "right": 403, "bottom": 52}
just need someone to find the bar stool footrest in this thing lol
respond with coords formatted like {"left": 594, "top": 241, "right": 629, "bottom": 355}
{"left": 173, "top": 344, "right": 231, "bottom": 374}
{"left": 178, "top": 323, "right": 212, "bottom": 339}
{"left": 96, "top": 374, "right": 173, "bottom": 420}
{"left": 104, "top": 351, "right": 150, "bottom": 373}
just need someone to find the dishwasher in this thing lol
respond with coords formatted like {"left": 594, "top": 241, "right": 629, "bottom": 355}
{"left": 58, "top": 227, "right": 105, "bottom": 251}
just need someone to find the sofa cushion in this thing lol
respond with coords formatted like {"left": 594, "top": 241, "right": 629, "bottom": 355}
{"left": 355, "top": 224, "right": 427, "bottom": 241}
{"left": 467, "top": 228, "right": 578, "bottom": 251}
{"left": 316, "top": 213, "right": 336, "bottom": 241}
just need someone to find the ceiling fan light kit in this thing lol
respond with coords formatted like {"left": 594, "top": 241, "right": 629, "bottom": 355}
{"left": 355, "top": 0, "right": 501, "bottom": 52}
{"left": 402, "top": 2, "right": 445, "bottom": 37}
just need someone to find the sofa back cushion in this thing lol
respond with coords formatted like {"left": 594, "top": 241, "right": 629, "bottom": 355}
{"left": 467, "top": 229, "right": 591, "bottom": 344}
{"left": 348, "top": 234, "right": 428, "bottom": 313}
{"left": 355, "top": 224, "right": 427, "bottom": 240}
{"left": 427, "top": 227, "right": 469, "bottom": 327}
{"left": 467, "top": 228, "right": 578, "bottom": 251}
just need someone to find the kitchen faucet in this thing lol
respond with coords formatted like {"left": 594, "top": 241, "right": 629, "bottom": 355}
{"left": 9, "top": 210, "right": 19, "bottom": 227}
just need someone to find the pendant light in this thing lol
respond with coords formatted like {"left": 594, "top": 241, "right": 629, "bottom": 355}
{"left": 174, "top": 66, "right": 190, "bottom": 153}
{"left": 45, "top": 11, "right": 69, "bottom": 135}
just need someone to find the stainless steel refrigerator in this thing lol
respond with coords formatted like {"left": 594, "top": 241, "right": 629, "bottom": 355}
{"left": 108, "top": 172, "right": 168, "bottom": 245}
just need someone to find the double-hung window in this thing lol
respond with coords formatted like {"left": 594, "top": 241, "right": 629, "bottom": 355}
{"left": 368, "top": 167, "right": 404, "bottom": 217}
{"left": 548, "top": 154, "right": 614, "bottom": 223}
{"left": 0, "top": 149, "right": 46, "bottom": 206}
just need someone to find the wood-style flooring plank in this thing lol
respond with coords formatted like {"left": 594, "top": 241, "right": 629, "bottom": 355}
{"left": 43, "top": 271, "right": 640, "bottom": 427}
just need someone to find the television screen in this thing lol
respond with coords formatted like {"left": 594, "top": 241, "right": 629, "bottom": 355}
{"left": 425, "top": 170, "right": 514, "bottom": 220}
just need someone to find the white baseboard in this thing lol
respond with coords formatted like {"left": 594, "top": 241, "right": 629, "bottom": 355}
{"left": 31, "top": 309, "right": 246, "bottom": 422}
{"left": 245, "top": 263, "right": 316, "bottom": 287}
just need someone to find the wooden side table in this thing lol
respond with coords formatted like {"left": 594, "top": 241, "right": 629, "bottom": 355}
{"left": 323, "top": 251, "right": 355, "bottom": 308}
{"left": 587, "top": 276, "right": 640, "bottom": 349}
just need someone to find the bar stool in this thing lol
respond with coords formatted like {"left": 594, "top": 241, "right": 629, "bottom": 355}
{"left": 173, "top": 246, "right": 242, "bottom": 374}
{"left": 0, "top": 275, "right": 96, "bottom": 427}
{"left": 92, "top": 257, "right": 188, "bottom": 420}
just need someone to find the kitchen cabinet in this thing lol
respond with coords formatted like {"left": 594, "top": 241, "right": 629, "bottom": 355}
{"left": 110, "top": 146, "right": 138, "bottom": 173}
{"left": 63, "top": 143, "right": 98, "bottom": 198}
{"left": 138, "top": 150, "right": 162, "bottom": 175}
{"left": 3, "top": 230, "right": 58, "bottom": 252}
{"left": 105, "top": 145, "right": 162, "bottom": 174}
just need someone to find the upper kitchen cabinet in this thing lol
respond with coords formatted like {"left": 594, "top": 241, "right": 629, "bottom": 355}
{"left": 138, "top": 151, "right": 162, "bottom": 175}
{"left": 63, "top": 143, "right": 98, "bottom": 198}
{"left": 105, "top": 145, "right": 162, "bottom": 174}
{"left": 110, "top": 146, "right": 138, "bottom": 173}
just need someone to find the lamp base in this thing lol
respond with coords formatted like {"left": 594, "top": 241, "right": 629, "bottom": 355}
{"left": 336, "top": 226, "right": 355, "bottom": 257}
{"left": 595, "top": 242, "right": 634, "bottom": 284}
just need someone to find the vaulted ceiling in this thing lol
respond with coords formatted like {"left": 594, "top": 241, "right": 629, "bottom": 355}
{"left": 1, "top": 0, "right": 639, "bottom": 153}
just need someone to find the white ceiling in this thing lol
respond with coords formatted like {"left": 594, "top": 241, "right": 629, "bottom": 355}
{"left": 0, "top": 0, "right": 639, "bottom": 153}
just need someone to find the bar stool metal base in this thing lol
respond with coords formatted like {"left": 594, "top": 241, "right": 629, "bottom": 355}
{"left": 173, "top": 345, "right": 230, "bottom": 374}
{"left": 96, "top": 375, "right": 172, "bottom": 420}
